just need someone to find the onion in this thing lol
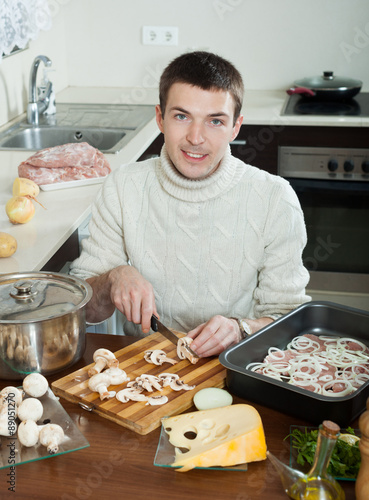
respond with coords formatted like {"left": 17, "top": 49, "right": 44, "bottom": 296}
{"left": 193, "top": 387, "right": 233, "bottom": 410}
{"left": 0, "top": 232, "right": 17, "bottom": 257}
{"left": 5, "top": 196, "right": 35, "bottom": 224}
{"left": 12, "top": 177, "right": 40, "bottom": 198}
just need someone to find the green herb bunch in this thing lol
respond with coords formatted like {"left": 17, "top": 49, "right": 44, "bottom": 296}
{"left": 286, "top": 427, "right": 361, "bottom": 479}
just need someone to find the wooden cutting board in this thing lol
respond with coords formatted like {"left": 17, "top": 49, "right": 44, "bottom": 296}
{"left": 51, "top": 332, "right": 226, "bottom": 435}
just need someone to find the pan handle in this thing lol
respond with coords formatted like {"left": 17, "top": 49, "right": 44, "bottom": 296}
{"left": 287, "top": 86, "right": 316, "bottom": 97}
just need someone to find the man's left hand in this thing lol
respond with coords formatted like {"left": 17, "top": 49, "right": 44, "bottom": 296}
{"left": 187, "top": 315, "right": 274, "bottom": 357}
{"left": 186, "top": 316, "right": 241, "bottom": 357}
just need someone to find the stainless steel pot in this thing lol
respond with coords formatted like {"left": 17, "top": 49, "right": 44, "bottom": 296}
{"left": 0, "top": 272, "right": 92, "bottom": 380}
{"left": 287, "top": 71, "right": 363, "bottom": 100}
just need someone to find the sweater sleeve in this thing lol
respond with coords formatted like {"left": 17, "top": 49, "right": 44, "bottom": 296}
{"left": 253, "top": 179, "right": 311, "bottom": 319}
{"left": 70, "top": 172, "right": 128, "bottom": 280}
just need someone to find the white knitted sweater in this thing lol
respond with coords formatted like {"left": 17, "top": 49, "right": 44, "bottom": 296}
{"left": 70, "top": 145, "right": 310, "bottom": 335}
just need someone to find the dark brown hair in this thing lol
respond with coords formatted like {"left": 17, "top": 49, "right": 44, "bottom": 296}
{"left": 159, "top": 51, "right": 244, "bottom": 123}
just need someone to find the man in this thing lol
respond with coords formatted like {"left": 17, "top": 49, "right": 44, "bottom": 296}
{"left": 70, "top": 51, "right": 310, "bottom": 357}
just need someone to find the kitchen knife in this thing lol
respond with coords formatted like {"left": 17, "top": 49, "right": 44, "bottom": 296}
{"left": 150, "top": 315, "right": 199, "bottom": 359}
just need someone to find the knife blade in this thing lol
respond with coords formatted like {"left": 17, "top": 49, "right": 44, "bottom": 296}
{"left": 150, "top": 315, "right": 199, "bottom": 359}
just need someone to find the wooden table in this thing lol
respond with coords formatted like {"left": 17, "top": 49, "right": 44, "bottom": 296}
{"left": 0, "top": 333, "right": 357, "bottom": 500}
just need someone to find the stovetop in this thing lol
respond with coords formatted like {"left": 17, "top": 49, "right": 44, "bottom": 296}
{"left": 282, "top": 92, "right": 369, "bottom": 117}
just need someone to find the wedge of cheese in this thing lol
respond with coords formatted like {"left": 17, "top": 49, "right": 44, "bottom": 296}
{"left": 162, "top": 404, "right": 267, "bottom": 472}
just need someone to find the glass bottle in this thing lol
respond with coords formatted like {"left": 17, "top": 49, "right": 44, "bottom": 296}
{"left": 268, "top": 420, "right": 345, "bottom": 500}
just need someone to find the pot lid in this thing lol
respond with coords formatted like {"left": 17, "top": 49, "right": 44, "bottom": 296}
{"left": 295, "top": 71, "right": 363, "bottom": 91}
{"left": 0, "top": 272, "right": 92, "bottom": 322}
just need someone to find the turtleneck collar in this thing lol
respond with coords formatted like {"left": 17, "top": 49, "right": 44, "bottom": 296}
{"left": 156, "top": 144, "right": 245, "bottom": 202}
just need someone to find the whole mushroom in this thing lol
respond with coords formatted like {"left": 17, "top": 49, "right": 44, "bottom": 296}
{"left": 17, "top": 398, "right": 43, "bottom": 422}
{"left": 23, "top": 373, "right": 49, "bottom": 398}
{"left": 88, "top": 372, "right": 114, "bottom": 400}
{"left": 39, "top": 423, "right": 64, "bottom": 454}
{"left": 18, "top": 420, "right": 43, "bottom": 447}
{"left": 104, "top": 367, "right": 129, "bottom": 385}
{"left": 88, "top": 349, "right": 119, "bottom": 377}
{"left": 0, "top": 386, "right": 24, "bottom": 406}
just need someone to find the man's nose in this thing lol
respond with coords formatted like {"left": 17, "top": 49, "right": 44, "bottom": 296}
{"left": 186, "top": 122, "right": 205, "bottom": 145}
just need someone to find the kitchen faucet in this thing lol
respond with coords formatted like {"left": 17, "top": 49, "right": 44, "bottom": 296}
{"left": 27, "top": 55, "right": 53, "bottom": 125}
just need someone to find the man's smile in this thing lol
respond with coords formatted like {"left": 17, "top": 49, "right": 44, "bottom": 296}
{"left": 182, "top": 150, "right": 209, "bottom": 160}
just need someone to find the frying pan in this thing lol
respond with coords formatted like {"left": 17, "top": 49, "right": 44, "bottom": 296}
{"left": 287, "top": 71, "right": 362, "bottom": 100}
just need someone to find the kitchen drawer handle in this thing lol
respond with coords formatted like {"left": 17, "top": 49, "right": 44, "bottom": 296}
{"left": 230, "top": 140, "right": 247, "bottom": 145}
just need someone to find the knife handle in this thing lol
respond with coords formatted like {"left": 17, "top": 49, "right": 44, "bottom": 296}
{"left": 150, "top": 315, "right": 158, "bottom": 332}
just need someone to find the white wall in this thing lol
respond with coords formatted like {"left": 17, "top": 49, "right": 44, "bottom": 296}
{"left": 63, "top": 0, "right": 369, "bottom": 91}
{"left": 0, "top": 0, "right": 368, "bottom": 127}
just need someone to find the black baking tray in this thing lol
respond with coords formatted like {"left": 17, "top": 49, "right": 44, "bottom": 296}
{"left": 219, "top": 301, "right": 369, "bottom": 426}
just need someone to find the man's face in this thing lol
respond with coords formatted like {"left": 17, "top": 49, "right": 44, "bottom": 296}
{"left": 155, "top": 83, "right": 243, "bottom": 180}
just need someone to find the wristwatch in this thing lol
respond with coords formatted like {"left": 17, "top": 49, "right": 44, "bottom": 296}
{"left": 232, "top": 318, "right": 253, "bottom": 339}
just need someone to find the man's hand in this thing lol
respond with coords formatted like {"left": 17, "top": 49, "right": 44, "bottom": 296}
{"left": 186, "top": 316, "right": 241, "bottom": 357}
{"left": 187, "top": 315, "right": 274, "bottom": 357}
{"left": 86, "top": 265, "right": 157, "bottom": 333}
{"left": 109, "top": 266, "right": 157, "bottom": 333}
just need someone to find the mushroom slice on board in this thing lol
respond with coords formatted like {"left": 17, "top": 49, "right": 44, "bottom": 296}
{"left": 158, "top": 373, "right": 180, "bottom": 387}
{"left": 136, "top": 374, "right": 162, "bottom": 392}
{"left": 169, "top": 379, "right": 196, "bottom": 391}
{"left": 116, "top": 388, "right": 148, "bottom": 403}
{"left": 177, "top": 337, "right": 199, "bottom": 364}
{"left": 146, "top": 395, "right": 168, "bottom": 406}
{"left": 88, "top": 348, "right": 119, "bottom": 377}
{"left": 144, "top": 349, "right": 177, "bottom": 366}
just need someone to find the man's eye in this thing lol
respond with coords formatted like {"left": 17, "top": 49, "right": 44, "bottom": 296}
{"left": 211, "top": 119, "right": 222, "bottom": 126}
{"left": 175, "top": 114, "right": 187, "bottom": 120}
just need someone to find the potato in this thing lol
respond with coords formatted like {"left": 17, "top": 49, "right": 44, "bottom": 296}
{"left": 12, "top": 177, "right": 40, "bottom": 198}
{"left": 0, "top": 232, "right": 17, "bottom": 258}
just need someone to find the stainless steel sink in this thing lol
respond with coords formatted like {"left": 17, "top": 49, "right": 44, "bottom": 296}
{"left": 0, "top": 103, "right": 155, "bottom": 154}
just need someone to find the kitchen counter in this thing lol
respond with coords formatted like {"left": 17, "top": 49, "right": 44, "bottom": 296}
{"left": 0, "top": 333, "right": 358, "bottom": 499}
{"left": 0, "top": 87, "right": 368, "bottom": 275}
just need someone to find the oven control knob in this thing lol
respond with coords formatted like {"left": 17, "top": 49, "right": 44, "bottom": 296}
{"left": 362, "top": 161, "right": 369, "bottom": 174}
{"left": 328, "top": 159, "right": 338, "bottom": 172}
{"left": 344, "top": 160, "right": 354, "bottom": 172}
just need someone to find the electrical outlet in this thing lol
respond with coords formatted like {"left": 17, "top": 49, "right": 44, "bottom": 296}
{"left": 142, "top": 26, "right": 178, "bottom": 46}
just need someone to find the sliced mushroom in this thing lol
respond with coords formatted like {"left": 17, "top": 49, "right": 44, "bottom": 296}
{"left": 23, "top": 373, "right": 49, "bottom": 398}
{"left": 88, "top": 348, "right": 119, "bottom": 377}
{"left": 144, "top": 349, "right": 177, "bottom": 366}
{"left": 169, "top": 379, "right": 196, "bottom": 391}
{"left": 116, "top": 388, "right": 148, "bottom": 403}
{"left": 158, "top": 373, "right": 180, "bottom": 387}
{"left": 104, "top": 367, "right": 129, "bottom": 385}
{"left": 126, "top": 380, "right": 145, "bottom": 392}
{"left": 88, "top": 372, "right": 115, "bottom": 400}
{"left": 39, "top": 423, "right": 64, "bottom": 454}
{"left": 18, "top": 398, "right": 43, "bottom": 422}
{"left": 177, "top": 337, "right": 199, "bottom": 364}
{"left": 136, "top": 374, "right": 162, "bottom": 392}
{"left": 146, "top": 395, "right": 168, "bottom": 406}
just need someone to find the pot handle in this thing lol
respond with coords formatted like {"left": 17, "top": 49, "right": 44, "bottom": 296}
{"left": 287, "top": 86, "right": 316, "bottom": 97}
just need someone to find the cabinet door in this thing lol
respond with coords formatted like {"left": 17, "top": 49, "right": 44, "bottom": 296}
{"left": 230, "top": 125, "right": 280, "bottom": 174}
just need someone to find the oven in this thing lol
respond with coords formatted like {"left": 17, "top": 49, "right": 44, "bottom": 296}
{"left": 278, "top": 145, "right": 369, "bottom": 311}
